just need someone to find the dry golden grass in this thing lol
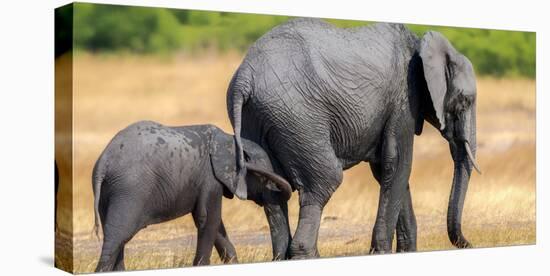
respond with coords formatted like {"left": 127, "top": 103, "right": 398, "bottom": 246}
{"left": 55, "top": 53, "right": 535, "bottom": 273}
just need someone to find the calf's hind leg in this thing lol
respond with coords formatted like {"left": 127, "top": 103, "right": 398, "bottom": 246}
{"left": 95, "top": 200, "right": 143, "bottom": 272}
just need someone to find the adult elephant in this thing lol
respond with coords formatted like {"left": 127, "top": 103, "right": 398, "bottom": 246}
{"left": 227, "top": 18, "right": 480, "bottom": 259}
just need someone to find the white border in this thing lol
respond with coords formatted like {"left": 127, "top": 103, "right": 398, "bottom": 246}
{"left": 0, "top": 0, "right": 547, "bottom": 275}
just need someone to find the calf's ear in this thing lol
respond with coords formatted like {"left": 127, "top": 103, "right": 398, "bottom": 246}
{"left": 209, "top": 132, "right": 247, "bottom": 200}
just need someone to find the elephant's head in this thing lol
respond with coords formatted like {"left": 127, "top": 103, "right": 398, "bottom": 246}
{"left": 419, "top": 31, "right": 480, "bottom": 248}
{"left": 209, "top": 130, "right": 292, "bottom": 203}
{"left": 210, "top": 130, "right": 292, "bottom": 259}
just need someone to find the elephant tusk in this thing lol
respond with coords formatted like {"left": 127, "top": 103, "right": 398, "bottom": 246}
{"left": 464, "top": 141, "right": 482, "bottom": 174}
{"left": 245, "top": 163, "right": 293, "bottom": 201}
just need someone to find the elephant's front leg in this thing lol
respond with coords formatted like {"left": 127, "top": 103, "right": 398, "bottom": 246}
{"left": 214, "top": 221, "right": 238, "bottom": 264}
{"left": 370, "top": 133, "right": 413, "bottom": 254}
{"left": 396, "top": 185, "right": 417, "bottom": 252}
{"left": 263, "top": 193, "right": 292, "bottom": 260}
{"left": 369, "top": 164, "right": 417, "bottom": 252}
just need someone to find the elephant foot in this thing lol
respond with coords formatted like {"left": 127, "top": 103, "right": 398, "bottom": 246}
{"left": 396, "top": 239, "right": 417, "bottom": 252}
{"left": 289, "top": 204, "right": 322, "bottom": 260}
{"left": 289, "top": 242, "right": 320, "bottom": 260}
{"left": 223, "top": 256, "right": 238, "bottom": 264}
{"left": 454, "top": 239, "right": 472, "bottom": 249}
{"left": 369, "top": 247, "right": 391, "bottom": 255}
{"left": 272, "top": 250, "right": 290, "bottom": 261}
{"left": 289, "top": 253, "right": 318, "bottom": 260}
{"left": 450, "top": 233, "right": 472, "bottom": 249}
{"left": 369, "top": 240, "right": 392, "bottom": 254}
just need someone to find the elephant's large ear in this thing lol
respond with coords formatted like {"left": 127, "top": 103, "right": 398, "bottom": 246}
{"left": 419, "top": 31, "right": 456, "bottom": 131}
{"left": 210, "top": 132, "right": 247, "bottom": 200}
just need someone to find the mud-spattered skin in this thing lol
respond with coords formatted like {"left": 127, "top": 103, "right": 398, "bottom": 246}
{"left": 92, "top": 121, "right": 291, "bottom": 271}
{"left": 228, "top": 18, "right": 478, "bottom": 258}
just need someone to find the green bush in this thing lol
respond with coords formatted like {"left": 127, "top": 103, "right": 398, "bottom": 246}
{"left": 71, "top": 3, "right": 535, "bottom": 78}
{"left": 74, "top": 3, "right": 182, "bottom": 53}
{"left": 407, "top": 25, "right": 535, "bottom": 78}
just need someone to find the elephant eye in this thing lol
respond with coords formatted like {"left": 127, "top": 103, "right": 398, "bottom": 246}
{"left": 243, "top": 151, "right": 251, "bottom": 162}
{"left": 447, "top": 90, "right": 473, "bottom": 114}
{"left": 460, "top": 93, "right": 474, "bottom": 111}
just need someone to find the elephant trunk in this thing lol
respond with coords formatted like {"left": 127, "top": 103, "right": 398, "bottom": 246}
{"left": 246, "top": 163, "right": 292, "bottom": 200}
{"left": 263, "top": 190, "right": 292, "bottom": 260}
{"left": 447, "top": 106, "right": 477, "bottom": 248}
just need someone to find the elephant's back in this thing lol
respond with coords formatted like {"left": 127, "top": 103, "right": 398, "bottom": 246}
{"left": 247, "top": 19, "right": 416, "bottom": 73}
{"left": 107, "top": 121, "right": 210, "bottom": 155}
{"left": 100, "top": 121, "right": 208, "bottom": 192}
{"left": 96, "top": 121, "right": 208, "bottom": 223}
{"left": 244, "top": 19, "right": 417, "bottom": 106}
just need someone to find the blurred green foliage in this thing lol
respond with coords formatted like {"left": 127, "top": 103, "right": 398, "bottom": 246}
{"left": 71, "top": 3, "right": 535, "bottom": 78}
{"left": 407, "top": 24, "right": 536, "bottom": 78}
{"left": 74, "top": 4, "right": 182, "bottom": 53}
{"left": 55, "top": 4, "right": 73, "bottom": 57}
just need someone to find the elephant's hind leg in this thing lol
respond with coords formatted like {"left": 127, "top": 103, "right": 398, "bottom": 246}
{"left": 288, "top": 148, "right": 343, "bottom": 259}
{"left": 192, "top": 186, "right": 223, "bottom": 266}
{"left": 95, "top": 199, "right": 143, "bottom": 272}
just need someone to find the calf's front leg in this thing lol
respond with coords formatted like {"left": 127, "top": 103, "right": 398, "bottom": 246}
{"left": 192, "top": 189, "right": 222, "bottom": 266}
{"left": 214, "top": 221, "right": 238, "bottom": 263}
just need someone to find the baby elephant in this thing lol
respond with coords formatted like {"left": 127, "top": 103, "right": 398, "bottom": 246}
{"left": 92, "top": 121, "right": 292, "bottom": 272}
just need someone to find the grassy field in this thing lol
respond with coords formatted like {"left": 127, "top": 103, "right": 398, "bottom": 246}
{"left": 55, "top": 53, "right": 536, "bottom": 273}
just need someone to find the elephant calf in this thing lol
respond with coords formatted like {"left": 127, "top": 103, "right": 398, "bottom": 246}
{"left": 92, "top": 121, "right": 292, "bottom": 272}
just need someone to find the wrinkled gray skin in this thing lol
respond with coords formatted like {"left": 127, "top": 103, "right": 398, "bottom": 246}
{"left": 228, "top": 18, "right": 479, "bottom": 258}
{"left": 92, "top": 121, "right": 292, "bottom": 271}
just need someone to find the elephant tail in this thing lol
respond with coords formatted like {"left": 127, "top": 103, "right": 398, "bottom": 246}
{"left": 227, "top": 66, "right": 253, "bottom": 180}
{"left": 91, "top": 155, "right": 107, "bottom": 241}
